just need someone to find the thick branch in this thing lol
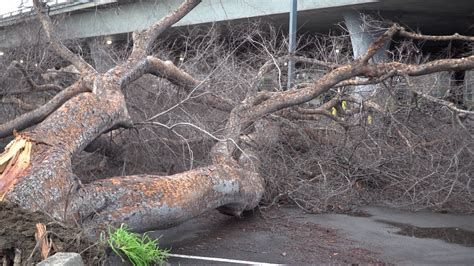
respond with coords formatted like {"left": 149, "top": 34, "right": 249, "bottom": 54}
{"left": 335, "top": 70, "right": 396, "bottom": 87}
{"left": 131, "top": 0, "right": 201, "bottom": 56}
{"left": 239, "top": 52, "right": 474, "bottom": 128}
{"left": 119, "top": 56, "right": 234, "bottom": 112}
{"left": 364, "top": 56, "right": 474, "bottom": 78}
{"left": 280, "top": 108, "right": 341, "bottom": 122}
{"left": 359, "top": 24, "right": 399, "bottom": 64}
{"left": 0, "top": 82, "right": 89, "bottom": 138}
{"left": 69, "top": 163, "right": 263, "bottom": 234}
{"left": 32, "top": 0, "right": 94, "bottom": 73}
{"left": 220, "top": 26, "right": 474, "bottom": 156}
{"left": 147, "top": 57, "right": 200, "bottom": 90}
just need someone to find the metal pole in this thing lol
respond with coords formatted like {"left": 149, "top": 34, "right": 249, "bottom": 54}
{"left": 287, "top": 0, "right": 297, "bottom": 90}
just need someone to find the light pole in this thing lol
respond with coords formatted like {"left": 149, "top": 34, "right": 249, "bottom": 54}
{"left": 287, "top": 0, "right": 297, "bottom": 90}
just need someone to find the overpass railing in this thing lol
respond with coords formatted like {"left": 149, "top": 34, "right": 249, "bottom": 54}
{"left": 0, "top": 0, "right": 93, "bottom": 26}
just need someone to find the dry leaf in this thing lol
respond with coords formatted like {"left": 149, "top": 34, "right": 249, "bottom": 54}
{"left": 35, "top": 223, "right": 52, "bottom": 260}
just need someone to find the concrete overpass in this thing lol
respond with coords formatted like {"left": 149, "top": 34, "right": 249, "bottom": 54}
{"left": 0, "top": 0, "right": 473, "bottom": 50}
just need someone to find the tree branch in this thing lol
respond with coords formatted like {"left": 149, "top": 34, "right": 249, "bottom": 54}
{"left": 335, "top": 70, "right": 396, "bottom": 87}
{"left": 398, "top": 28, "right": 474, "bottom": 42}
{"left": 118, "top": 56, "right": 234, "bottom": 112}
{"left": 0, "top": 82, "right": 89, "bottom": 138}
{"left": 359, "top": 24, "right": 399, "bottom": 64}
{"left": 236, "top": 43, "right": 474, "bottom": 128}
{"left": 364, "top": 55, "right": 474, "bottom": 77}
{"left": 1, "top": 96, "right": 37, "bottom": 111}
{"left": 131, "top": 0, "right": 202, "bottom": 57}
{"left": 256, "top": 55, "right": 339, "bottom": 81}
{"left": 32, "top": 0, "right": 94, "bottom": 73}
{"left": 11, "top": 61, "right": 62, "bottom": 92}
{"left": 401, "top": 75, "right": 474, "bottom": 115}
{"left": 237, "top": 26, "right": 474, "bottom": 131}
{"left": 117, "top": 57, "right": 195, "bottom": 89}
{"left": 282, "top": 108, "right": 341, "bottom": 122}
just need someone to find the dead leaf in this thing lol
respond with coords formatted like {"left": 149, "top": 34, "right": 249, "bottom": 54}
{"left": 35, "top": 223, "right": 52, "bottom": 260}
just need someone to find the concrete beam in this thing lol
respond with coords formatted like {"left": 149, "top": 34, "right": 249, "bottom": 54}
{"left": 0, "top": 0, "right": 378, "bottom": 49}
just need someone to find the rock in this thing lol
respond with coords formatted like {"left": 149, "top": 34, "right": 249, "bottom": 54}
{"left": 37, "top": 253, "right": 84, "bottom": 266}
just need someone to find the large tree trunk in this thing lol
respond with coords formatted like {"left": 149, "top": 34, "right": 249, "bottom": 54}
{"left": 0, "top": 0, "right": 266, "bottom": 238}
{"left": 0, "top": 74, "right": 263, "bottom": 237}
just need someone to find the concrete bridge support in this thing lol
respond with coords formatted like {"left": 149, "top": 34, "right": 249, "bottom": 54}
{"left": 343, "top": 10, "right": 388, "bottom": 101}
{"left": 462, "top": 70, "right": 474, "bottom": 109}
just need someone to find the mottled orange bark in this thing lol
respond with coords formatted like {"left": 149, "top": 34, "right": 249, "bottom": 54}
{"left": 0, "top": 0, "right": 266, "bottom": 238}
{"left": 0, "top": 73, "right": 263, "bottom": 237}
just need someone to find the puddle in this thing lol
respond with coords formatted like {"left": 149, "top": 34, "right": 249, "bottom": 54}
{"left": 376, "top": 219, "right": 474, "bottom": 247}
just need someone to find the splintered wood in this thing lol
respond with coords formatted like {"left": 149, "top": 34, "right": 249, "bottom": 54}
{"left": 35, "top": 223, "right": 52, "bottom": 260}
{"left": 0, "top": 137, "right": 32, "bottom": 200}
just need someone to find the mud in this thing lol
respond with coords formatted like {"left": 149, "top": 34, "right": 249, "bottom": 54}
{"left": 0, "top": 201, "right": 103, "bottom": 265}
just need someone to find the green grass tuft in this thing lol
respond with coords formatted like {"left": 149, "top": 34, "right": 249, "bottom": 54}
{"left": 106, "top": 224, "right": 169, "bottom": 266}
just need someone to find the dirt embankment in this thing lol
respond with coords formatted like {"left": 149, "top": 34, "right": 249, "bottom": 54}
{"left": 0, "top": 201, "right": 103, "bottom": 265}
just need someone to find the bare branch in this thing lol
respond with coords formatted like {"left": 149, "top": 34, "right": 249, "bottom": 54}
{"left": 335, "top": 70, "right": 396, "bottom": 87}
{"left": 131, "top": 0, "right": 202, "bottom": 56}
{"left": 147, "top": 57, "right": 200, "bottom": 90}
{"left": 0, "top": 82, "right": 89, "bottom": 138}
{"left": 359, "top": 24, "right": 399, "bottom": 64}
{"left": 1, "top": 96, "right": 37, "bottom": 111}
{"left": 32, "top": 0, "right": 94, "bottom": 73}
{"left": 279, "top": 108, "right": 342, "bottom": 123}
{"left": 256, "top": 55, "right": 338, "bottom": 83}
{"left": 364, "top": 55, "right": 474, "bottom": 77}
{"left": 398, "top": 28, "right": 474, "bottom": 42}
{"left": 238, "top": 48, "right": 474, "bottom": 126}
{"left": 11, "top": 61, "right": 62, "bottom": 93}
{"left": 119, "top": 56, "right": 234, "bottom": 112}
{"left": 401, "top": 75, "right": 474, "bottom": 115}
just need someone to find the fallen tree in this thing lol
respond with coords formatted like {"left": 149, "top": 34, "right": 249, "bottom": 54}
{"left": 1, "top": 0, "right": 474, "bottom": 239}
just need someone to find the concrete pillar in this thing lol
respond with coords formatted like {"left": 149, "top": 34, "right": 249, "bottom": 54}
{"left": 343, "top": 11, "right": 389, "bottom": 101}
{"left": 464, "top": 70, "right": 474, "bottom": 109}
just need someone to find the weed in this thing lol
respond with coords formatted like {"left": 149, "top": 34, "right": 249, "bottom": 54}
{"left": 106, "top": 224, "right": 169, "bottom": 266}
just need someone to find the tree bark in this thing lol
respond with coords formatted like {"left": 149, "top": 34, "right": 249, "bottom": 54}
{"left": 0, "top": 73, "right": 263, "bottom": 238}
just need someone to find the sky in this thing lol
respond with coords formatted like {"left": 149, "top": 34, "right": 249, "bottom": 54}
{"left": 0, "top": 1, "right": 76, "bottom": 15}
{"left": 0, "top": 0, "right": 30, "bottom": 14}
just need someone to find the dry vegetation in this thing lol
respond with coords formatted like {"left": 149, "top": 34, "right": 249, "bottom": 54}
{"left": 2, "top": 20, "right": 472, "bottom": 214}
